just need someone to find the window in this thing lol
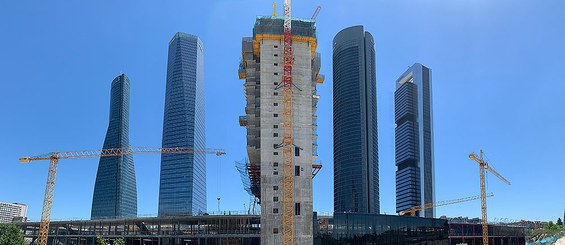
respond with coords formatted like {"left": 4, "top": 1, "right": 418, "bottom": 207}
{"left": 295, "top": 146, "right": 300, "bottom": 156}
{"left": 273, "top": 152, "right": 278, "bottom": 155}
{"left": 273, "top": 144, "right": 278, "bottom": 148}
{"left": 294, "top": 203, "right": 301, "bottom": 215}
{"left": 273, "top": 196, "right": 279, "bottom": 202}
{"left": 274, "top": 45, "right": 279, "bottom": 48}
{"left": 273, "top": 171, "right": 278, "bottom": 175}
{"left": 273, "top": 208, "right": 279, "bottom": 214}
{"left": 274, "top": 72, "right": 279, "bottom": 75}
{"left": 274, "top": 54, "right": 278, "bottom": 57}
{"left": 273, "top": 186, "right": 279, "bottom": 190}
{"left": 274, "top": 114, "right": 278, "bottom": 117}
{"left": 273, "top": 125, "right": 279, "bottom": 129}
{"left": 274, "top": 102, "right": 278, "bottom": 106}
{"left": 274, "top": 82, "right": 279, "bottom": 85}
{"left": 273, "top": 133, "right": 279, "bottom": 137}
{"left": 295, "top": 166, "right": 300, "bottom": 176}
{"left": 273, "top": 162, "right": 279, "bottom": 167}
{"left": 273, "top": 228, "right": 279, "bottom": 234}
{"left": 274, "top": 92, "right": 278, "bottom": 96}
{"left": 274, "top": 63, "right": 278, "bottom": 66}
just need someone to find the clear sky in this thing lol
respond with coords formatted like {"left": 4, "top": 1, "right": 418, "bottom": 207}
{"left": 1, "top": 0, "right": 564, "bottom": 222}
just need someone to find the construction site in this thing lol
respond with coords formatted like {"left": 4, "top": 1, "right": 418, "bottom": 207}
{"left": 9, "top": 1, "right": 537, "bottom": 245}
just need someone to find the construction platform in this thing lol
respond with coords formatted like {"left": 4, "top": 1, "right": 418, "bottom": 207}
{"left": 14, "top": 213, "right": 527, "bottom": 245}
{"left": 15, "top": 215, "right": 260, "bottom": 245}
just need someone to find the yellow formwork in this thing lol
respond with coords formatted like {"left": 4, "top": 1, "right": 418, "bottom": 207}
{"left": 253, "top": 34, "right": 318, "bottom": 58}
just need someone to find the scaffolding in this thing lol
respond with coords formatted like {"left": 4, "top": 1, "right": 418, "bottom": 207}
{"left": 238, "top": 16, "right": 322, "bottom": 205}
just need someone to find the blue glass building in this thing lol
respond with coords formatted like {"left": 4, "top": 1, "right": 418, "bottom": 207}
{"left": 332, "top": 26, "right": 379, "bottom": 214}
{"left": 159, "top": 33, "right": 206, "bottom": 217}
{"left": 91, "top": 73, "right": 137, "bottom": 220}
{"left": 394, "top": 63, "right": 435, "bottom": 217}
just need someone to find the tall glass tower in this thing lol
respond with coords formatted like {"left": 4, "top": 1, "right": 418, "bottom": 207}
{"left": 333, "top": 26, "right": 379, "bottom": 214}
{"left": 394, "top": 63, "right": 435, "bottom": 218}
{"left": 159, "top": 32, "right": 206, "bottom": 217}
{"left": 91, "top": 73, "right": 137, "bottom": 220}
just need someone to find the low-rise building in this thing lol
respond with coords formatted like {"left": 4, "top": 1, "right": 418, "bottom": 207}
{"left": 16, "top": 213, "right": 452, "bottom": 245}
{"left": 448, "top": 222, "right": 527, "bottom": 245}
{"left": 0, "top": 201, "right": 27, "bottom": 223}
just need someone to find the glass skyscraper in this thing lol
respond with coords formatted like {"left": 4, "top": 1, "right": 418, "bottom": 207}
{"left": 159, "top": 32, "right": 206, "bottom": 217}
{"left": 333, "top": 26, "right": 379, "bottom": 214}
{"left": 91, "top": 73, "right": 137, "bottom": 220}
{"left": 394, "top": 63, "right": 435, "bottom": 218}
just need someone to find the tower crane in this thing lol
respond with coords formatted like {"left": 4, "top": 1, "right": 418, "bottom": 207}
{"left": 20, "top": 146, "right": 225, "bottom": 245}
{"left": 272, "top": 2, "right": 278, "bottom": 17}
{"left": 469, "top": 150, "right": 511, "bottom": 245}
{"left": 311, "top": 5, "right": 321, "bottom": 21}
{"left": 398, "top": 193, "right": 494, "bottom": 216}
{"left": 281, "top": 0, "right": 294, "bottom": 244}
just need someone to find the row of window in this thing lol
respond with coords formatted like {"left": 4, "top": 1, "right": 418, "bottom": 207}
{"left": 272, "top": 146, "right": 301, "bottom": 156}
{"left": 272, "top": 203, "right": 301, "bottom": 215}
{"left": 272, "top": 166, "right": 302, "bottom": 177}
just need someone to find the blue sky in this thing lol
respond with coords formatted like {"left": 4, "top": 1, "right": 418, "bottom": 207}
{"left": 1, "top": 0, "right": 564, "bottom": 222}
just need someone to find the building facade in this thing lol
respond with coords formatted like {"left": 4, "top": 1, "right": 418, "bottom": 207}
{"left": 394, "top": 63, "right": 435, "bottom": 217}
{"left": 325, "top": 213, "right": 449, "bottom": 244}
{"left": 238, "top": 16, "right": 323, "bottom": 245}
{"left": 159, "top": 33, "right": 206, "bottom": 217}
{"left": 16, "top": 215, "right": 260, "bottom": 245}
{"left": 0, "top": 202, "right": 27, "bottom": 223}
{"left": 332, "top": 25, "right": 379, "bottom": 214}
{"left": 91, "top": 74, "right": 137, "bottom": 220}
{"left": 448, "top": 222, "right": 527, "bottom": 245}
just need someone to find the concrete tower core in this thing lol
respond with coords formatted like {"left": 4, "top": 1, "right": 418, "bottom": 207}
{"left": 238, "top": 16, "right": 323, "bottom": 244}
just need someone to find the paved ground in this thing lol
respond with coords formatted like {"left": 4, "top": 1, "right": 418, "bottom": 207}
{"left": 555, "top": 236, "right": 565, "bottom": 245}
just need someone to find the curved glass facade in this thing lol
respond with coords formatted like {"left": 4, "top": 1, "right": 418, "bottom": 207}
{"left": 333, "top": 26, "right": 379, "bottom": 214}
{"left": 91, "top": 74, "right": 137, "bottom": 219}
{"left": 159, "top": 33, "right": 206, "bottom": 217}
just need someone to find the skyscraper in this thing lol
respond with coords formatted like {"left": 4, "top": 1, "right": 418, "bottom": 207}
{"left": 332, "top": 25, "right": 379, "bottom": 214}
{"left": 159, "top": 32, "right": 206, "bottom": 217}
{"left": 238, "top": 15, "right": 323, "bottom": 244}
{"left": 394, "top": 63, "right": 435, "bottom": 218}
{"left": 91, "top": 73, "right": 137, "bottom": 220}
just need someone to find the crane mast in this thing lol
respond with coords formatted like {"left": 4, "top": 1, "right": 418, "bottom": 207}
{"left": 281, "top": 0, "right": 294, "bottom": 244}
{"left": 469, "top": 150, "right": 511, "bottom": 245}
{"left": 21, "top": 147, "right": 225, "bottom": 245}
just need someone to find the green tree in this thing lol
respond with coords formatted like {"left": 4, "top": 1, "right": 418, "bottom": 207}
{"left": 96, "top": 235, "right": 107, "bottom": 245}
{"left": 114, "top": 237, "right": 125, "bottom": 245}
{"left": 545, "top": 221, "right": 558, "bottom": 230}
{"left": 557, "top": 218, "right": 563, "bottom": 226}
{"left": 0, "top": 223, "right": 25, "bottom": 245}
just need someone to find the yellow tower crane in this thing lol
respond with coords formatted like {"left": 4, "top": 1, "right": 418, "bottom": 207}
{"left": 398, "top": 193, "right": 494, "bottom": 216}
{"left": 272, "top": 2, "right": 277, "bottom": 17}
{"left": 281, "top": 0, "right": 294, "bottom": 244}
{"left": 20, "top": 146, "right": 226, "bottom": 245}
{"left": 468, "top": 150, "right": 511, "bottom": 245}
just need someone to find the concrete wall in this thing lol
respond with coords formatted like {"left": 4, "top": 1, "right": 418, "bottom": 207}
{"left": 259, "top": 39, "right": 314, "bottom": 245}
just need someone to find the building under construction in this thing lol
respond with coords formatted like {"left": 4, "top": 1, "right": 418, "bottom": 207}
{"left": 238, "top": 11, "right": 323, "bottom": 244}
{"left": 16, "top": 215, "right": 261, "bottom": 245}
